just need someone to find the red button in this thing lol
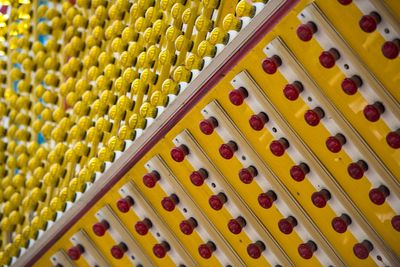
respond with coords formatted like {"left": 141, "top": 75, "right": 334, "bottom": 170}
{"left": 239, "top": 166, "right": 257, "bottom": 184}
{"left": 209, "top": 193, "right": 227, "bottom": 210}
{"left": 180, "top": 218, "right": 197, "bottom": 235}
{"left": 386, "top": 130, "right": 400, "bottom": 149}
{"left": 111, "top": 243, "right": 128, "bottom": 259}
{"left": 369, "top": 185, "right": 389, "bottom": 205}
{"left": 391, "top": 215, "right": 400, "bottom": 231}
{"left": 326, "top": 134, "right": 346, "bottom": 153}
{"left": 219, "top": 141, "right": 238, "bottom": 159}
{"left": 258, "top": 191, "right": 277, "bottom": 209}
{"left": 338, "top": 0, "right": 352, "bottom": 5}
{"left": 247, "top": 241, "right": 265, "bottom": 259}
{"left": 199, "top": 117, "right": 218, "bottom": 135}
{"left": 319, "top": 48, "right": 340, "bottom": 68}
{"left": 92, "top": 220, "right": 109, "bottom": 236}
{"left": 135, "top": 218, "right": 152, "bottom": 235}
{"left": 161, "top": 194, "right": 179, "bottom": 211}
{"left": 353, "top": 240, "right": 373, "bottom": 259}
{"left": 382, "top": 39, "right": 400, "bottom": 59}
{"left": 359, "top": 12, "right": 381, "bottom": 33}
{"left": 249, "top": 112, "right": 268, "bottom": 131}
{"left": 270, "top": 138, "right": 289, "bottom": 157}
{"left": 363, "top": 102, "right": 384, "bottom": 122}
{"left": 304, "top": 107, "right": 324, "bottom": 126}
{"left": 298, "top": 241, "right": 317, "bottom": 259}
{"left": 153, "top": 242, "right": 170, "bottom": 258}
{"left": 190, "top": 168, "right": 208, "bottom": 186}
{"left": 311, "top": 189, "right": 331, "bottom": 208}
{"left": 229, "top": 87, "right": 248, "bottom": 106}
{"left": 262, "top": 55, "right": 281, "bottom": 74}
{"left": 283, "top": 81, "right": 303, "bottom": 101}
{"left": 296, "top": 22, "right": 317, "bottom": 41}
{"left": 332, "top": 214, "right": 351, "bottom": 233}
{"left": 198, "top": 242, "right": 216, "bottom": 259}
{"left": 227, "top": 216, "right": 246, "bottom": 234}
{"left": 290, "top": 163, "right": 309, "bottom": 182}
{"left": 341, "top": 75, "right": 362, "bottom": 95}
{"left": 278, "top": 216, "right": 297, "bottom": 234}
{"left": 347, "top": 160, "right": 368, "bottom": 179}
{"left": 67, "top": 245, "right": 84, "bottom": 261}
{"left": 142, "top": 171, "right": 160, "bottom": 188}
{"left": 170, "top": 145, "right": 189, "bottom": 162}
{"left": 116, "top": 196, "right": 134, "bottom": 213}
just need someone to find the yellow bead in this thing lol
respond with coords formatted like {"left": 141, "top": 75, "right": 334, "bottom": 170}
{"left": 66, "top": 92, "right": 78, "bottom": 107}
{"left": 98, "top": 147, "right": 115, "bottom": 162}
{"left": 236, "top": 0, "right": 255, "bottom": 17}
{"left": 209, "top": 27, "right": 229, "bottom": 45}
{"left": 108, "top": 136, "right": 125, "bottom": 151}
{"left": 22, "top": 225, "right": 31, "bottom": 239}
{"left": 122, "top": 68, "right": 136, "bottom": 83}
{"left": 134, "top": 17, "right": 148, "bottom": 32}
{"left": 42, "top": 90, "right": 58, "bottom": 104}
{"left": 78, "top": 116, "right": 93, "bottom": 130}
{"left": 50, "top": 197, "right": 64, "bottom": 212}
{"left": 223, "top": 13, "right": 242, "bottom": 31}
{"left": 173, "top": 66, "right": 192, "bottom": 82}
{"left": 171, "top": 3, "right": 184, "bottom": 19}
{"left": 197, "top": 40, "right": 216, "bottom": 57}
{"left": 108, "top": 105, "right": 124, "bottom": 120}
{"left": 1, "top": 217, "right": 12, "bottom": 231}
{"left": 100, "top": 90, "right": 116, "bottom": 106}
{"left": 9, "top": 210, "right": 21, "bottom": 225}
{"left": 185, "top": 54, "right": 204, "bottom": 70}
{"left": 175, "top": 35, "right": 192, "bottom": 51}
{"left": 58, "top": 187, "right": 69, "bottom": 202}
{"left": 52, "top": 107, "right": 65, "bottom": 122}
{"left": 10, "top": 193, "right": 22, "bottom": 207}
{"left": 182, "top": 8, "right": 193, "bottom": 24}
{"left": 150, "top": 91, "right": 163, "bottom": 106}
{"left": 88, "top": 157, "right": 104, "bottom": 173}
{"left": 139, "top": 102, "right": 156, "bottom": 117}
{"left": 195, "top": 15, "right": 213, "bottom": 32}
{"left": 3, "top": 202, "right": 13, "bottom": 216}
{"left": 78, "top": 167, "right": 93, "bottom": 183}
{"left": 40, "top": 207, "right": 55, "bottom": 221}
{"left": 166, "top": 25, "right": 181, "bottom": 42}
{"left": 162, "top": 79, "right": 179, "bottom": 95}
{"left": 31, "top": 187, "right": 44, "bottom": 203}
{"left": 74, "top": 142, "right": 89, "bottom": 156}
{"left": 95, "top": 5, "right": 107, "bottom": 21}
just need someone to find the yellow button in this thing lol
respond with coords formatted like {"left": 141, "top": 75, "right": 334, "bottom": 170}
{"left": 236, "top": 0, "right": 256, "bottom": 17}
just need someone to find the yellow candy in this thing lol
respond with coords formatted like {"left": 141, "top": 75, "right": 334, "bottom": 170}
{"left": 162, "top": 79, "right": 179, "bottom": 95}
{"left": 40, "top": 206, "right": 55, "bottom": 221}
{"left": 175, "top": 35, "right": 193, "bottom": 51}
{"left": 88, "top": 157, "right": 104, "bottom": 173}
{"left": 78, "top": 167, "right": 93, "bottom": 183}
{"left": 185, "top": 54, "right": 204, "bottom": 70}
{"left": 30, "top": 187, "right": 45, "bottom": 203}
{"left": 195, "top": 15, "right": 213, "bottom": 32}
{"left": 10, "top": 193, "right": 22, "bottom": 208}
{"left": 171, "top": 3, "right": 184, "bottom": 19}
{"left": 50, "top": 197, "right": 64, "bottom": 212}
{"left": 118, "top": 125, "right": 135, "bottom": 140}
{"left": 74, "top": 141, "right": 89, "bottom": 156}
{"left": 122, "top": 68, "right": 136, "bottom": 83}
{"left": 1, "top": 217, "right": 12, "bottom": 231}
{"left": 209, "top": 27, "right": 229, "bottom": 45}
{"left": 9, "top": 210, "right": 21, "bottom": 225}
{"left": 166, "top": 25, "right": 181, "bottom": 42}
{"left": 139, "top": 102, "right": 156, "bottom": 117}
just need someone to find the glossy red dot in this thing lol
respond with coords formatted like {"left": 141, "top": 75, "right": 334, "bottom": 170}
{"left": 170, "top": 145, "right": 189, "bottom": 162}
{"left": 116, "top": 196, "right": 134, "bottom": 213}
{"left": 258, "top": 191, "right": 276, "bottom": 209}
{"left": 198, "top": 242, "right": 215, "bottom": 259}
{"left": 304, "top": 108, "right": 324, "bottom": 126}
{"left": 219, "top": 141, "right": 237, "bottom": 159}
{"left": 142, "top": 171, "right": 160, "bottom": 188}
{"left": 298, "top": 242, "right": 316, "bottom": 259}
{"left": 391, "top": 215, "right": 400, "bottom": 231}
{"left": 239, "top": 166, "right": 257, "bottom": 184}
{"left": 296, "top": 22, "right": 317, "bottom": 41}
{"left": 247, "top": 241, "right": 265, "bottom": 259}
{"left": 326, "top": 134, "right": 345, "bottom": 153}
{"left": 199, "top": 117, "right": 218, "bottom": 135}
{"left": 180, "top": 218, "right": 197, "bottom": 235}
{"left": 92, "top": 221, "right": 109, "bottom": 236}
{"left": 249, "top": 112, "right": 268, "bottom": 131}
{"left": 341, "top": 76, "right": 362, "bottom": 95}
{"left": 347, "top": 161, "right": 367, "bottom": 179}
{"left": 262, "top": 55, "right": 281, "bottom": 74}
{"left": 153, "top": 242, "right": 169, "bottom": 258}
{"left": 229, "top": 87, "right": 248, "bottom": 106}
{"left": 338, "top": 0, "right": 352, "bottom": 5}
{"left": 382, "top": 40, "right": 400, "bottom": 59}
{"left": 290, "top": 163, "right": 309, "bottom": 182}
{"left": 369, "top": 186, "right": 389, "bottom": 205}
{"left": 67, "top": 245, "right": 84, "bottom": 261}
{"left": 311, "top": 190, "right": 331, "bottom": 208}
{"left": 332, "top": 214, "right": 351, "bottom": 233}
{"left": 111, "top": 243, "right": 127, "bottom": 259}
{"left": 270, "top": 138, "right": 289, "bottom": 157}
{"left": 228, "top": 217, "right": 246, "bottom": 234}
{"left": 283, "top": 82, "right": 303, "bottom": 101}
{"left": 209, "top": 193, "right": 226, "bottom": 210}
{"left": 135, "top": 219, "right": 152, "bottom": 235}
{"left": 353, "top": 241, "right": 373, "bottom": 259}
{"left": 363, "top": 103, "right": 383, "bottom": 122}
{"left": 386, "top": 130, "right": 400, "bottom": 149}
{"left": 359, "top": 12, "right": 380, "bottom": 33}
{"left": 190, "top": 169, "right": 208, "bottom": 186}
{"left": 319, "top": 49, "right": 339, "bottom": 69}
{"left": 278, "top": 219, "right": 295, "bottom": 234}
{"left": 161, "top": 194, "right": 179, "bottom": 211}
